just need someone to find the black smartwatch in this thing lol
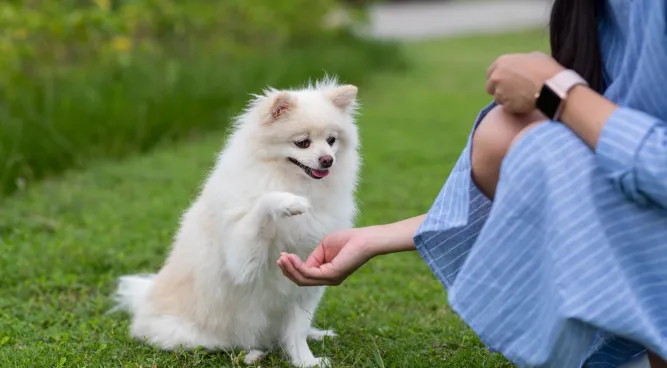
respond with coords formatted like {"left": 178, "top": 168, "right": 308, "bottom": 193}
{"left": 535, "top": 69, "right": 588, "bottom": 120}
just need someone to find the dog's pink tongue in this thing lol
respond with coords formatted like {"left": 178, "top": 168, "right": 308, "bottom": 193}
{"left": 311, "top": 169, "right": 329, "bottom": 178}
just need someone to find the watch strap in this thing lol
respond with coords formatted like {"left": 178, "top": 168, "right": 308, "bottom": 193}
{"left": 546, "top": 69, "right": 589, "bottom": 99}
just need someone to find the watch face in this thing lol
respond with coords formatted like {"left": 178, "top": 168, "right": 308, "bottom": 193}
{"left": 536, "top": 84, "right": 561, "bottom": 120}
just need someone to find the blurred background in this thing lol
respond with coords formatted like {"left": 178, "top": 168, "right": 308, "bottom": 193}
{"left": 0, "top": 0, "right": 399, "bottom": 196}
{"left": 1, "top": 1, "right": 554, "bottom": 367}
{"left": 0, "top": 0, "right": 549, "bottom": 197}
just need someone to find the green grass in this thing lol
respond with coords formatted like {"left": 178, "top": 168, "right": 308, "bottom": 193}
{"left": 0, "top": 29, "right": 548, "bottom": 367}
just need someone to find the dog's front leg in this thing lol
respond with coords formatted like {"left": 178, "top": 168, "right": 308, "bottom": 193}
{"left": 224, "top": 192, "right": 310, "bottom": 285}
{"left": 281, "top": 287, "right": 330, "bottom": 368}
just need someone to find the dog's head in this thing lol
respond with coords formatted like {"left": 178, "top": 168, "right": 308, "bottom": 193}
{"left": 239, "top": 79, "right": 359, "bottom": 181}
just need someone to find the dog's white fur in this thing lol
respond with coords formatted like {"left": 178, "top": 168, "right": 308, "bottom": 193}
{"left": 113, "top": 77, "right": 360, "bottom": 367}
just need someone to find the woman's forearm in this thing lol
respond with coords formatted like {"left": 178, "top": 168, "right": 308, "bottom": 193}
{"left": 559, "top": 85, "right": 619, "bottom": 148}
{"left": 365, "top": 214, "right": 426, "bottom": 256}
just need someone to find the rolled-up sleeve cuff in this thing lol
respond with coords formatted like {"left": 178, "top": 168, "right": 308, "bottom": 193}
{"left": 595, "top": 107, "right": 657, "bottom": 203}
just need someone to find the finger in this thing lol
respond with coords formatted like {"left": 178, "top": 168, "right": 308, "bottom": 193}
{"left": 485, "top": 75, "right": 496, "bottom": 95}
{"left": 277, "top": 258, "right": 301, "bottom": 285}
{"left": 277, "top": 254, "right": 290, "bottom": 270}
{"left": 279, "top": 254, "right": 321, "bottom": 286}
{"left": 278, "top": 262, "right": 297, "bottom": 284}
{"left": 529, "top": 51, "right": 549, "bottom": 59}
{"left": 305, "top": 244, "right": 325, "bottom": 267}
{"left": 282, "top": 254, "right": 335, "bottom": 286}
{"left": 486, "top": 60, "right": 498, "bottom": 80}
{"left": 288, "top": 254, "right": 331, "bottom": 281}
{"left": 504, "top": 101, "right": 523, "bottom": 115}
{"left": 288, "top": 255, "right": 338, "bottom": 286}
{"left": 486, "top": 53, "right": 515, "bottom": 79}
{"left": 280, "top": 255, "right": 322, "bottom": 286}
{"left": 279, "top": 252, "right": 338, "bottom": 286}
{"left": 493, "top": 91, "right": 505, "bottom": 106}
{"left": 486, "top": 54, "right": 509, "bottom": 79}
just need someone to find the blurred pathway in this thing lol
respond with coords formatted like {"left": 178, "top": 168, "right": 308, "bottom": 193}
{"left": 368, "top": 0, "right": 552, "bottom": 40}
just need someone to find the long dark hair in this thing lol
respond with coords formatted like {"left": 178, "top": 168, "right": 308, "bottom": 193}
{"left": 549, "top": 0, "right": 605, "bottom": 92}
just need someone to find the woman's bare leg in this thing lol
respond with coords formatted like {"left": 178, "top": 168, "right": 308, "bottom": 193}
{"left": 470, "top": 105, "right": 544, "bottom": 199}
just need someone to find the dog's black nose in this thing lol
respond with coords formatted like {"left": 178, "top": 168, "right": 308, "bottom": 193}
{"left": 319, "top": 155, "right": 333, "bottom": 168}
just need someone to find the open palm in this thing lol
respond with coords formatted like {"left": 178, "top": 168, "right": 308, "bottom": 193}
{"left": 277, "top": 228, "right": 375, "bottom": 286}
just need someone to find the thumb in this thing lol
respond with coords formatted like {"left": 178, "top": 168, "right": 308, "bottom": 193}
{"left": 305, "top": 243, "right": 325, "bottom": 267}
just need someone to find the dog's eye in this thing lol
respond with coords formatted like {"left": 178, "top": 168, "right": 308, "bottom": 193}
{"left": 294, "top": 139, "right": 311, "bottom": 149}
{"left": 326, "top": 137, "right": 336, "bottom": 146}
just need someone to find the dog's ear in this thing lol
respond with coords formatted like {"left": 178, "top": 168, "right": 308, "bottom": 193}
{"left": 269, "top": 92, "right": 293, "bottom": 122}
{"left": 327, "top": 85, "right": 358, "bottom": 110}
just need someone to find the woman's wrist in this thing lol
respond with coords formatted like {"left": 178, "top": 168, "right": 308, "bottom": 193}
{"left": 363, "top": 214, "right": 426, "bottom": 257}
{"left": 559, "top": 85, "right": 618, "bottom": 148}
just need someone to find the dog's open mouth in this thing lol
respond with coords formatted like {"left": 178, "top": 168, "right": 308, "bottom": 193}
{"left": 288, "top": 158, "right": 329, "bottom": 179}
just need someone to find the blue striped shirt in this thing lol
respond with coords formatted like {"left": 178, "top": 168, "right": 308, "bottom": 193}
{"left": 413, "top": 0, "right": 667, "bottom": 366}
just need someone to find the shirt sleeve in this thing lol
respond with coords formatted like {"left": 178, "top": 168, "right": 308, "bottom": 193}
{"left": 595, "top": 107, "right": 667, "bottom": 208}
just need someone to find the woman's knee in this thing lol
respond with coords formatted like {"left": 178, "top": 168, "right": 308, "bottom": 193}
{"left": 508, "top": 120, "right": 543, "bottom": 152}
{"left": 471, "top": 105, "right": 544, "bottom": 199}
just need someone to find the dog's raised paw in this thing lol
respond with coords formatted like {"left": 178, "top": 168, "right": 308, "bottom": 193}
{"left": 264, "top": 192, "right": 310, "bottom": 218}
{"left": 281, "top": 195, "right": 310, "bottom": 217}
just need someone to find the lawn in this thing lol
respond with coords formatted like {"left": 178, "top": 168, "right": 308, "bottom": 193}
{"left": 0, "top": 29, "right": 548, "bottom": 367}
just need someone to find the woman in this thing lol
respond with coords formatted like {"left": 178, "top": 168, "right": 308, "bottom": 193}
{"left": 278, "top": 0, "right": 667, "bottom": 367}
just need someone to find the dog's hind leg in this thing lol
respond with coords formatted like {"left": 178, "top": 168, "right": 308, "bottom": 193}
{"left": 129, "top": 314, "right": 224, "bottom": 352}
{"left": 224, "top": 192, "right": 310, "bottom": 285}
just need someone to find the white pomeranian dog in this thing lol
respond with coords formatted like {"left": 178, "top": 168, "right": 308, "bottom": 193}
{"left": 113, "top": 77, "right": 360, "bottom": 367}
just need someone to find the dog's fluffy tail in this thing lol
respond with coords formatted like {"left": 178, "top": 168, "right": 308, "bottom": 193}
{"left": 108, "top": 274, "right": 155, "bottom": 315}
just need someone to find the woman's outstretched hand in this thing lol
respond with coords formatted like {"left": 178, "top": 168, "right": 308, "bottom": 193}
{"left": 277, "top": 215, "right": 426, "bottom": 287}
{"left": 277, "top": 228, "right": 376, "bottom": 286}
